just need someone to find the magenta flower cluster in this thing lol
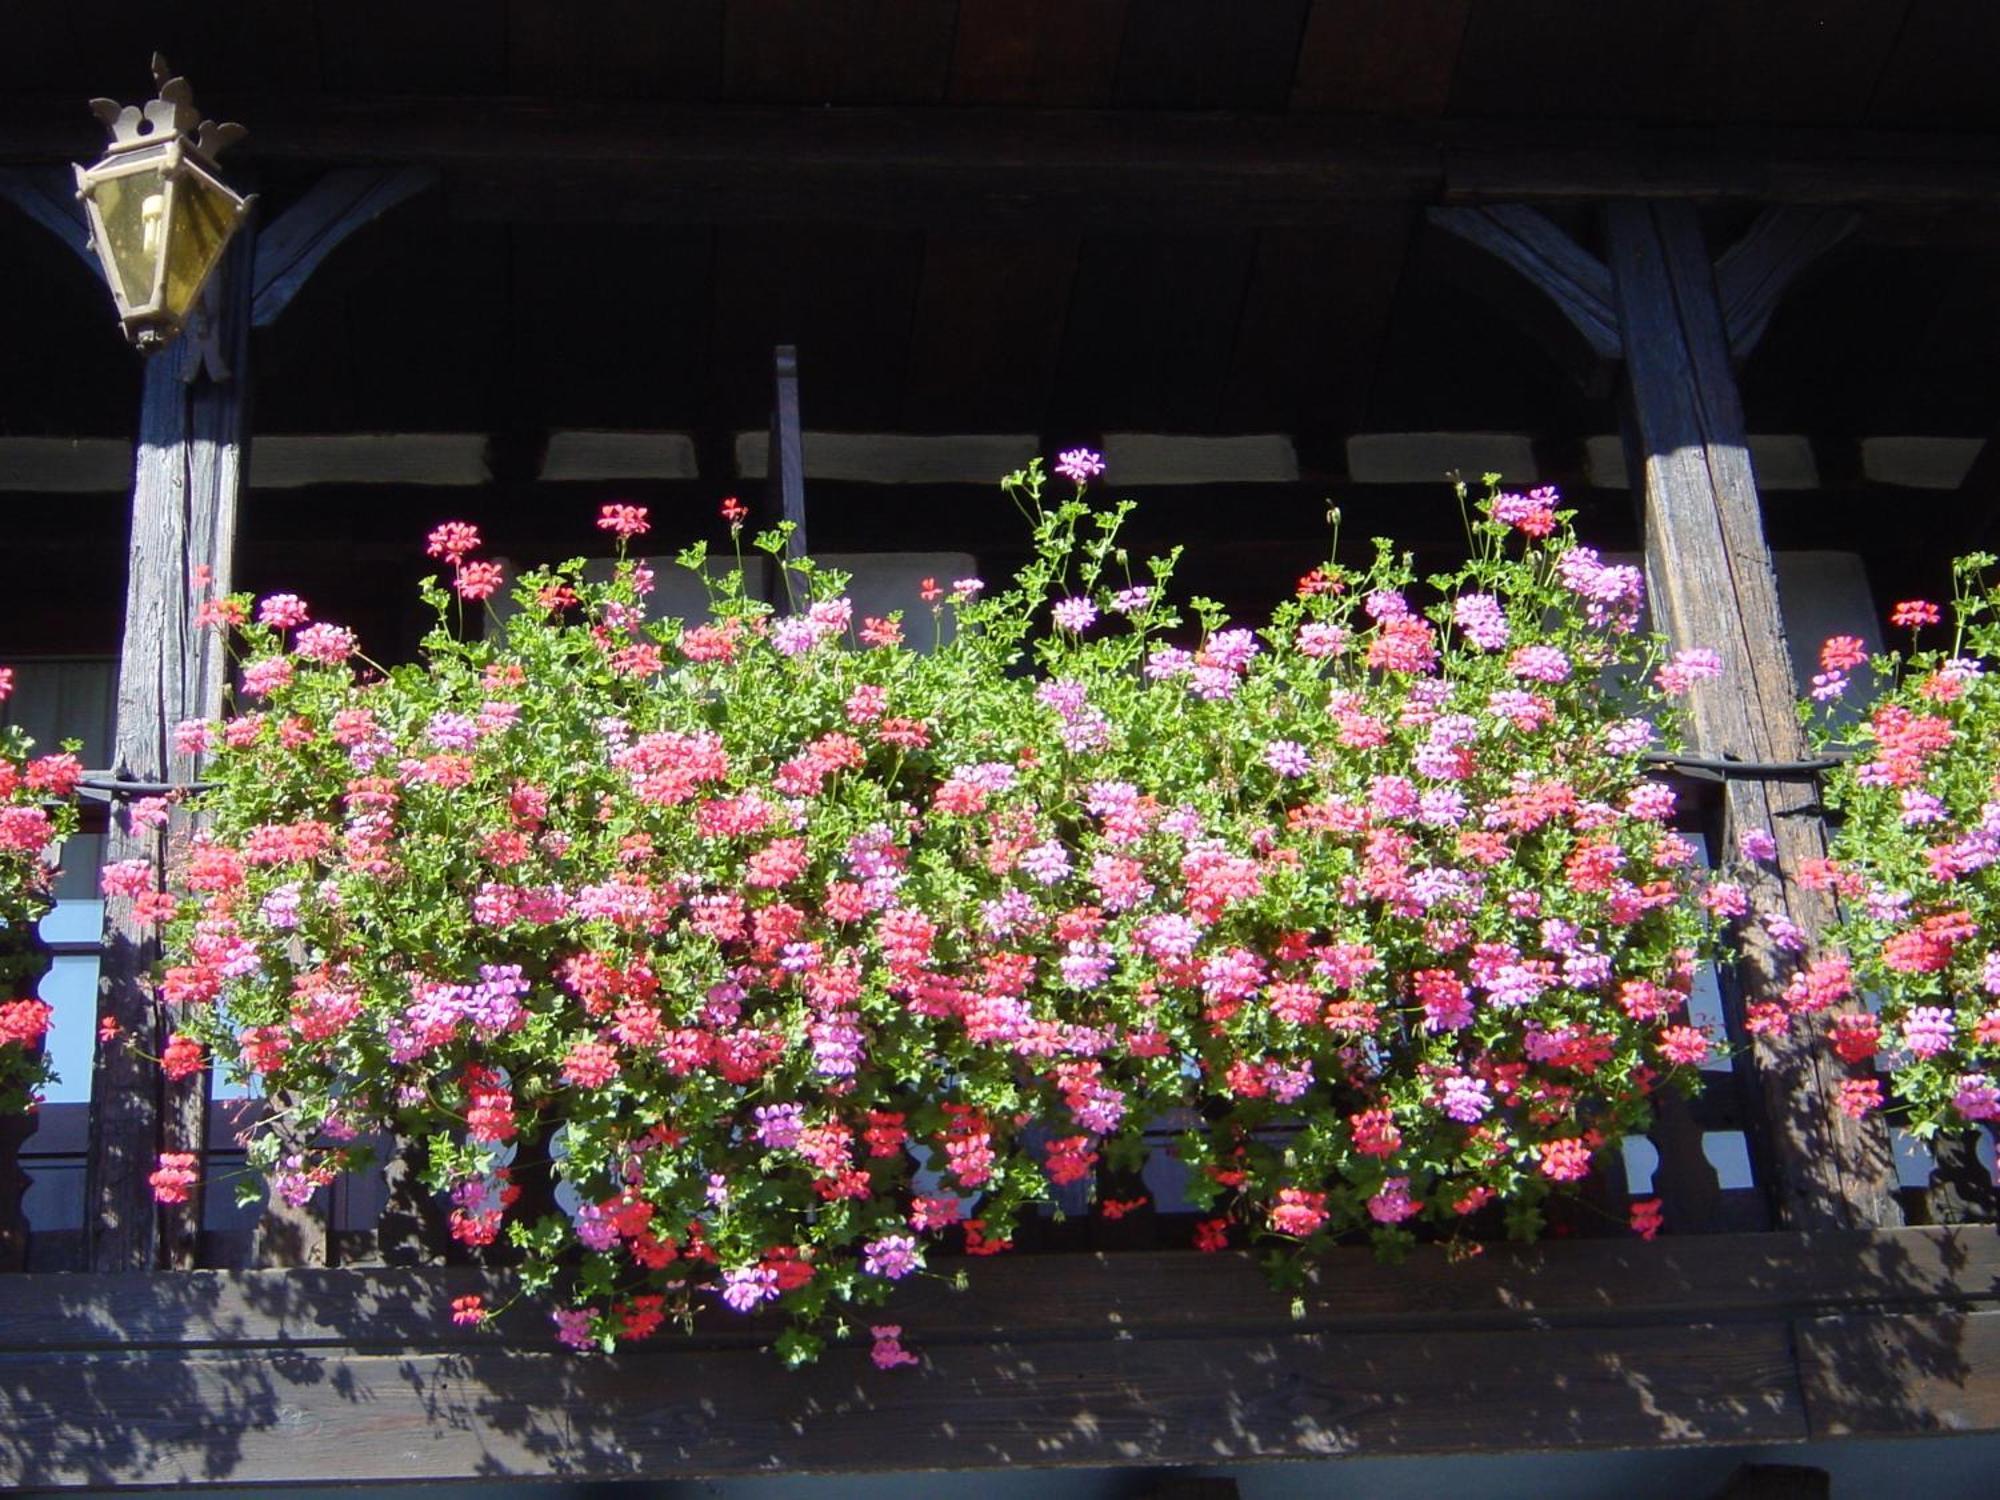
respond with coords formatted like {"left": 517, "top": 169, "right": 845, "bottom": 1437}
{"left": 134, "top": 476, "right": 1717, "bottom": 1365}
{"left": 1807, "top": 556, "right": 2000, "bottom": 1136}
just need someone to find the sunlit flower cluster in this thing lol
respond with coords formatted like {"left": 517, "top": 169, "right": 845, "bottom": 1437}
{"left": 142, "top": 475, "right": 1715, "bottom": 1363}
{"left": 0, "top": 674, "right": 77, "bottom": 1114}
{"left": 1808, "top": 554, "right": 2000, "bottom": 1135}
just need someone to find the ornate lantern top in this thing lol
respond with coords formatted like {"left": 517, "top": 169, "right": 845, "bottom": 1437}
{"left": 88, "top": 54, "right": 247, "bottom": 163}
{"left": 74, "top": 56, "right": 251, "bottom": 353}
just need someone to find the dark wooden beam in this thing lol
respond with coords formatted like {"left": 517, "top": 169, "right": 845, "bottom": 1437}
{"left": 1605, "top": 200, "right": 1902, "bottom": 1234}
{"left": 1801, "top": 1310, "right": 2000, "bottom": 1439}
{"left": 3, "top": 104, "right": 2000, "bottom": 223}
{"left": 1441, "top": 122, "right": 2000, "bottom": 208}
{"left": 0, "top": 1323, "right": 1807, "bottom": 1485}
{"left": 1, "top": 1226, "right": 1998, "bottom": 1485}
{"left": 1426, "top": 205, "right": 1621, "bottom": 359}
{"left": 1713, "top": 206, "right": 1859, "bottom": 360}
{"left": 0, "top": 165, "right": 95, "bottom": 275}
{"left": 249, "top": 166, "right": 437, "bottom": 327}
{"left": 10, "top": 1225, "right": 2000, "bottom": 1350}
{"left": 1424, "top": 203, "right": 1622, "bottom": 396}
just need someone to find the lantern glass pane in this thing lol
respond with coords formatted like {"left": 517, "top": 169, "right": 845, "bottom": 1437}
{"left": 161, "top": 173, "right": 237, "bottom": 325}
{"left": 89, "top": 163, "right": 170, "bottom": 313}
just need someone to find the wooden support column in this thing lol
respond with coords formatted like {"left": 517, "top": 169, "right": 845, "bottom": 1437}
{"left": 87, "top": 223, "right": 257, "bottom": 1272}
{"left": 1605, "top": 200, "right": 1901, "bottom": 1232}
{"left": 0, "top": 160, "right": 435, "bottom": 1270}
{"left": 1436, "top": 199, "right": 1879, "bottom": 1232}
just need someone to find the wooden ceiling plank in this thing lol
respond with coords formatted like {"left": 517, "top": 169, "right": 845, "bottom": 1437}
{"left": 1868, "top": 1, "right": 2000, "bottom": 131}
{"left": 723, "top": 0, "right": 837, "bottom": 101}
{"left": 724, "top": 0, "right": 957, "bottom": 104}
{"left": 948, "top": 0, "right": 1129, "bottom": 106}
{"left": 8, "top": 103, "right": 2000, "bottom": 219}
{"left": 504, "top": 0, "right": 724, "bottom": 99}
{"left": 1449, "top": 0, "right": 1721, "bottom": 126}
{"left": 1289, "top": 0, "right": 1469, "bottom": 116}
{"left": 315, "top": 1, "right": 508, "bottom": 94}
{"left": 1705, "top": 1, "right": 1910, "bottom": 127}
{"left": 1114, "top": 0, "right": 1314, "bottom": 111}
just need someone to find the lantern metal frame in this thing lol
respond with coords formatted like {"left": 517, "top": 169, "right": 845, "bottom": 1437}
{"left": 72, "top": 56, "right": 251, "bottom": 353}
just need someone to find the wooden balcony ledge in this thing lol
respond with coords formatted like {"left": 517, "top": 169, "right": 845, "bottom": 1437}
{"left": 2, "top": 1226, "right": 1998, "bottom": 1488}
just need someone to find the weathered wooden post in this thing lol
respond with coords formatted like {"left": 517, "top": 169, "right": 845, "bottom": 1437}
{"left": 88, "top": 221, "right": 256, "bottom": 1270}
{"left": 1604, "top": 200, "right": 1900, "bottom": 1231}
{"left": 3, "top": 104, "right": 432, "bottom": 1266}
{"left": 1430, "top": 199, "right": 1900, "bottom": 1232}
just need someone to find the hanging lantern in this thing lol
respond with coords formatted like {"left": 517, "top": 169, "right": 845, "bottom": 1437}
{"left": 73, "top": 56, "right": 249, "bottom": 353}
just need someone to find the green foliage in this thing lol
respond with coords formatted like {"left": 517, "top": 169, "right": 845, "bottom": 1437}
{"left": 161, "top": 472, "right": 1712, "bottom": 1359}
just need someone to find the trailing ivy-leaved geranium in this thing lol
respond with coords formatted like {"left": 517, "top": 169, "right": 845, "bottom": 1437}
{"left": 153, "top": 463, "right": 1718, "bottom": 1363}
{"left": 0, "top": 666, "right": 79, "bottom": 1115}
{"left": 1805, "top": 556, "right": 2000, "bottom": 1135}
